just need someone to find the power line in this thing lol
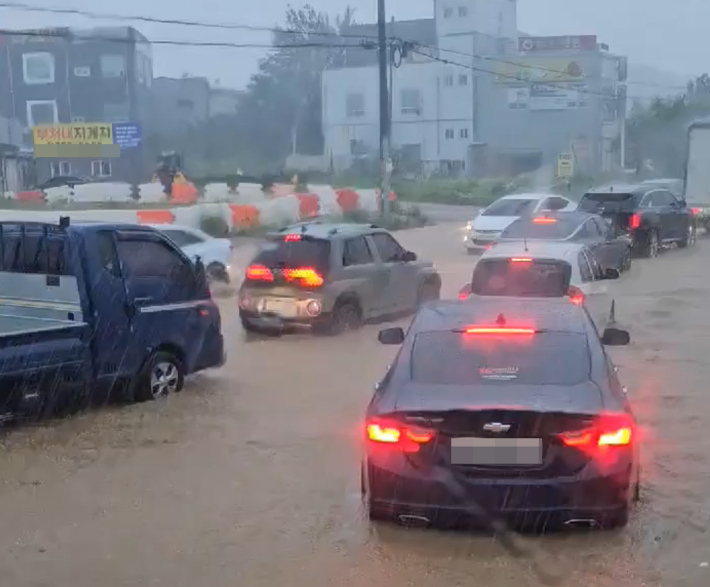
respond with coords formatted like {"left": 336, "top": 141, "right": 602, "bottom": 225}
{"left": 410, "top": 48, "right": 645, "bottom": 101}
{"left": 0, "top": 1, "right": 378, "bottom": 40}
{"left": 0, "top": 27, "right": 364, "bottom": 50}
{"left": 0, "top": 1, "right": 689, "bottom": 93}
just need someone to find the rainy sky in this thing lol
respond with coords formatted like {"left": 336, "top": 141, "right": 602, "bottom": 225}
{"left": 0, "top": 0, "right": 706, "bottom": 88}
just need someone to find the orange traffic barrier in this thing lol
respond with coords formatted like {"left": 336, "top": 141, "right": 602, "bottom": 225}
{"left": 170, "top": 182, "right": 198, "bottom": 205}
{"left": 335, "top": 188, "right": 359, "bottom": 212}
{"left": 137, "top": 209, "right": 176, "bottom": 224}
{"left": 15, "top": 191, "right": 46, "bottom": 204}
{"left": 229, "top": 204, "right": 260, "bottom": 228}
{"left": 296, "top": 193, "right": 320, "bottom": 219}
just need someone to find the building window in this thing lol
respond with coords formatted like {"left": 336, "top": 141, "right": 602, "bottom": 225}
{"left": 443, "top": 74, "right": 454, "bottom": 87}
{"left": 50, "top": 161, "right": 71, "bottom": 177}
{"left": 73, "top": 66, "right": 91, "bottom": 77}
{"left": 445, "top": 129, "right": 454, "bottom": 139}
{"left": 100, "top": 54, "right": 126, "bottom": 78}
{"left": 458, "top": 6, "right": 468, "bottom": 17}
{"left": 72, "top": 116, "right": 85, "bottom": 123}
{"left": 103, "top": 102, "right": 130, "bottom": 122}
{"left": 91, "top": 160, "right": 112, "bottom": 178}
{"left": 346, "top": 92, "right": 365, "bottom": 117}
{"left": 400, "top": 89, "right": 421, "bottom": 115}
{"left": 26, "top": 100, "right": 58, "bottom": 126}
{"left": 443, "top": 7, "right": 453, "bottom": 17}
{"left": 459, "top": 74, "right": 468, "bottom": 85}
{"left": 460, "top": 128, "right": 469, "bottom": 139}
{"left": 22, "top": 52, "right": 55, "bottom": 85}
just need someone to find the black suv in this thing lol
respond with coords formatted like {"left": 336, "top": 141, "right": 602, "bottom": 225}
{"left": 579, "top": 184, "right": 696, "bottom": 257}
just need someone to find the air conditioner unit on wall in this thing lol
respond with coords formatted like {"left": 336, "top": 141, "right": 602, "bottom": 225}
{"left": 73, "top": 66, "right": 91, "bottom": 77}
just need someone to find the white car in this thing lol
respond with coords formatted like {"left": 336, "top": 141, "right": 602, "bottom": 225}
{"left": 461, "top": 240, "right": 618, "bottom": 333}
{"left": 464, "top": 193, "right": 576, "bottom": 253}
{"left": 149, "top": 224, "right": 234, "bottom": 283}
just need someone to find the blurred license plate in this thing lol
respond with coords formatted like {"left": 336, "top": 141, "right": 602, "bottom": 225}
{"left": 258, "top": 298, "right": 297, "bottom": 317}
{"left": 451, "top": 438, "right": 542, "bottom": 466}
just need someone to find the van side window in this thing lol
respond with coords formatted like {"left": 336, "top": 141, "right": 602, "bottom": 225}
{"left": 97, "top": 231, "right": 121, "bottom": 278}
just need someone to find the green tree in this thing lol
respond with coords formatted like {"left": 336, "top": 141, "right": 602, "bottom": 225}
{"left": 237, "top": 4, "right": 357, "bottom": 168}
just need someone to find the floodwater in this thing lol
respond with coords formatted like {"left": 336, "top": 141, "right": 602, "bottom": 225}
{"left": 1, "top": 223, "right": 709, "bottom": 587}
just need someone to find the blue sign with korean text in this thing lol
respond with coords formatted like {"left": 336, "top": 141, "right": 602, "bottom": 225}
{"left": 112, "top": 122, "right": 142, "bottom": 148}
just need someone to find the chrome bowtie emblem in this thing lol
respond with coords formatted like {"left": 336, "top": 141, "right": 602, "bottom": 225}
{"left": 483, "top": 422, "right": 511, "bottom": 433}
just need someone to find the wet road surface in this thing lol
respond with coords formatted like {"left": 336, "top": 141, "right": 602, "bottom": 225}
{"left": 1, "top": 223, "right": 709, "bottom": 587}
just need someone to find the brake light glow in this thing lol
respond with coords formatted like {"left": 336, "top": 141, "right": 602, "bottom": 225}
{"left": 284, "top": 266, "right": 324, "bottom": 287}
{"left": 533, "top": 217, "right": 556, "bottom": 224}
{"left": 464, "top": 327, "right": 535, "bottom": 335}
{"left": 629, "top": 214, "right": 641, "bottom": 230}
{"left": 246, "top": 264, "right": 274, "bottom": 282}
{"left": 509, "top": 257, "right": 532, "bottom": 263}
{"left": 692, "top": 207, "right": 701, "bottom": 215}
{"left": 366, "top": 419, "right": 435, "bottom": 453}
{"left": 559, "top": 414, "right": 633, "bottom": 448}
{"left": 284, "top": 234, "right": 301, "bottom": 242}
{"left": 567, "top": 285, "right": 585, "bottom": 306}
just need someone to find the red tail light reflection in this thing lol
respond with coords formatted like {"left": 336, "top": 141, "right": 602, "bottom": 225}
{"left": 284, "top": 234, "right": 301, "bottom": 242}
{"left": 366, "top": 420, "right": 435, "bottom": 453}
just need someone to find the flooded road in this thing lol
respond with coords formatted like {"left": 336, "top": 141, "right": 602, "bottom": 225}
{"left": 1, "top": 223, "right": 709, "bottom": 587}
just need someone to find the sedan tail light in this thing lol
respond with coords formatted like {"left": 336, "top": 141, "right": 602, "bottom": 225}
{"left": 567, "top": 285, "right": 585, "bottom": 306}
{"left": 559, "top": 413, "right": 634, "bottom": 449}
{"left": 246, "top": 264, "right": 274, "bottom": 282}
{"left": 366, "top": 419, "right": 435, "bottom": 453}
{"left": 283, "top": 267, "right": 324, "bottom": 287}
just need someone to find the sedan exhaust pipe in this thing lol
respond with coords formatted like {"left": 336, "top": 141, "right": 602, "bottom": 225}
{"left": 397, "top": 514, "right": 431, "bottom": 528}
{"left": 564, "top": 518, "right": 599, "bottom": 529}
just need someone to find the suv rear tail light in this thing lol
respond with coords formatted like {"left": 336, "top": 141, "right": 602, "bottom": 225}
{"left": 692, "top": 207, "right": 701, "bottom": 215}
{"left": 246, "top": 264, "right": 274, "bottom": 282}
{"left": 559, "top": 414, "right": 634, "bottom": 448}
{"left": 567, "top": 285, "right": 585, "bottom": 306}
{"left": 533, "top": 217, "right": 556, "bottom": 224}
{"left": 284, "top": 234, "right": 302, "bottom": 242}
{"left": 630, "top": 214, "right": 641, "bottom": 230}
{"left": 366, "top": 419, "right": 435, "bottom": 453}
{"left": 284, "top": 267, "right": 324, "bottom": 287}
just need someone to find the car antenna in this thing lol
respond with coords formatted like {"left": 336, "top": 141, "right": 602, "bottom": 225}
{"left": 523, "top": 237, "right": 529, "bottom": 252}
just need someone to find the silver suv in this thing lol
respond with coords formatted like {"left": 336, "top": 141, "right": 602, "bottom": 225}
{"left": 238, "top": 222, "right": 441, "bottom": 334}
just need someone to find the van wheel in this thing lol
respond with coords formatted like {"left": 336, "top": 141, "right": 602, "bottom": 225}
{"left": 137, "top": 351, "right": 184, "bottom": 402}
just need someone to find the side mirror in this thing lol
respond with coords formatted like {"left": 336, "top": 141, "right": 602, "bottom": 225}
{"left": 601, "top": 327, "right": 630, "bottom": 346}
{"left": 604, "top": 267, "right": 620, "bottom": 280}
{"left": 378, "top": 327, "right": 405, "bottom": 345}
{"left": 458, "top": 283, "right": 472, "bottom": 300}
{"left": 402, "top": 251, "right": 417, "bottom": 262}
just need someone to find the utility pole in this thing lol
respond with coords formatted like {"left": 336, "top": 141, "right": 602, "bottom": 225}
{"left": 377, "top": 0, "right": 391, "bottom": 218}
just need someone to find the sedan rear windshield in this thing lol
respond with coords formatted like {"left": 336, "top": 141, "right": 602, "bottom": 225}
{"left": 411, "top": 331, "right": 590, "bottom": 386}
{"left": 471, "top": 258, "right": 570, "bottom": 297}
{"left": 500, "top": 217, "right": 579, "bottom": 240}
{"left": 252, "top": 237, "right": 331, "bottom": 273}
{"left": 579, "top": 192, "right": 638, "bottom": 214}
{"left": 481, "top": 199, "right": 536, "bottom": 217}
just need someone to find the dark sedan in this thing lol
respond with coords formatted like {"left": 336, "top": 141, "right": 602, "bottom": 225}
{"left": 362, "top": 297, "right": 638, "bottom": 531}
{"left": 496, "top": 210, "right": 632, "bottom": 272}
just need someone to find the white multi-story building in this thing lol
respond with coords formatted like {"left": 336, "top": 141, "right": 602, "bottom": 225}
{"left": 322, "top": 0, "right": 518, "bottom": 174}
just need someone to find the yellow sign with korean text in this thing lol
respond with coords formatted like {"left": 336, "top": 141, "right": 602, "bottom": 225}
{"left": 494, "top": 58, "right": 585, "bottom": 84}
{"left": 32, "top": 123, "right": 113, "bottom": 145}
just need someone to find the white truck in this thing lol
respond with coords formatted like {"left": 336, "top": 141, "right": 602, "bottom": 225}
{"left": 684, "top": 119, "right": 710, "bottom": 232}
